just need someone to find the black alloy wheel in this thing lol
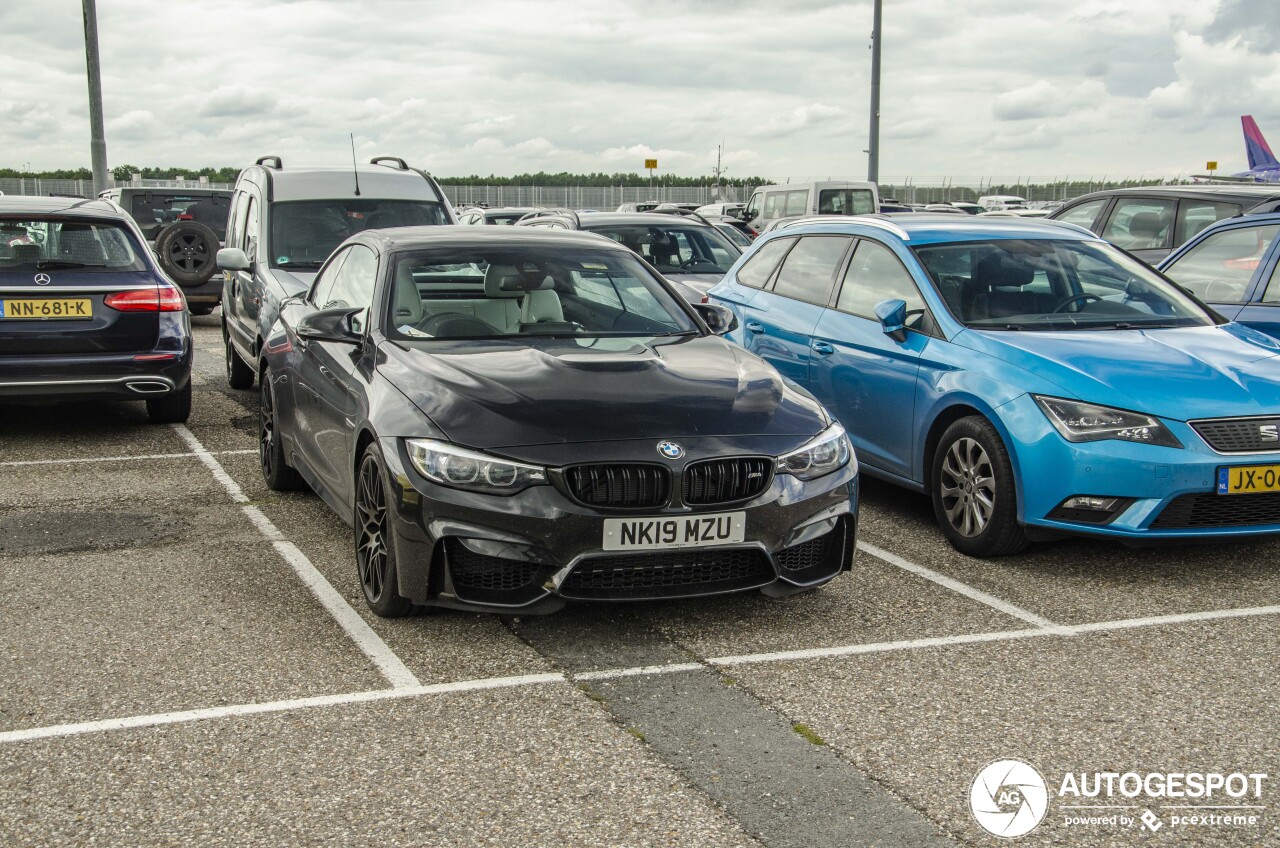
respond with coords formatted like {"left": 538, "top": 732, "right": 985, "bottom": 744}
{"left": 259, "top": 365, "right": 304, "bottom": 491}
{"left": 355, "top": 443, "right": 413, "bottom": 617}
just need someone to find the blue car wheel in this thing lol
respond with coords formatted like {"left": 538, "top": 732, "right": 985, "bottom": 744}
{"left": 931, "top": 417, "right": 1028, "bottom": 557}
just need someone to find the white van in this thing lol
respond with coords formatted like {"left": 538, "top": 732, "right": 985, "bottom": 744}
{"left": 741, "top": 181, "right": 879, "bottom": 232}
{"left": 976, "top": 194, "right": 1027, "bottom": 211}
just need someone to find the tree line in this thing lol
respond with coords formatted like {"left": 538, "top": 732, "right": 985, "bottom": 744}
{"left": 0, "top": 165, "right": 770, "bottom": 187}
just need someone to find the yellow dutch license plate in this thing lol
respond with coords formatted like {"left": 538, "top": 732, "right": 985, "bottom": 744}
{"left": 0, "top": 298, "right": 93, "bottom": 320}
{"left": 1217, "top": 464, "right": 1280, "bottom": 495}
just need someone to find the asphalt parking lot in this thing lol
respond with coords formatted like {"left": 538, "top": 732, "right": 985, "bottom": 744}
{"left": 2, "top": 313, "right": 1278, "bottom": 847}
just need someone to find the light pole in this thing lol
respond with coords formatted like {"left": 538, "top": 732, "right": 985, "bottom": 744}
{"left": 82, "top": 0, "right": 109, "bottom": 196}
{"left": 867, "top": 0, "right": 882, "bottom": 184}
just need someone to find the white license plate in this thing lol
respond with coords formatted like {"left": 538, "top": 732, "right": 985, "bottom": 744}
{"left": 602, "top": 511, "right": 746, "bottom": 551}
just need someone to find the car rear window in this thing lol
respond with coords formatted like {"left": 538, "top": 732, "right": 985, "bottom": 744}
{"left": 817, "top": 189, "right": 876, "bottom": 215}
{"left": 0, "top": 218, "right": 147, "bottom": 275}
{"left": 128, "top": 193, "right": 230, "bottom": 241}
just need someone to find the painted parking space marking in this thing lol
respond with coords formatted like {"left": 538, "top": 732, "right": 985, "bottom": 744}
{"left": 171, "top": 423, "right": 420, "bottom": 689}
{"left": 858, "top": 540, "right": 1072, "bottom": 633}
{"left": 0, "top": 449, "right": 255, "bottom": 468}
{"left": 5, "top": 600, "right": 1277, "bottom": 747}
{"left": 0, "top": 673, "right": 564, "bottom": 745}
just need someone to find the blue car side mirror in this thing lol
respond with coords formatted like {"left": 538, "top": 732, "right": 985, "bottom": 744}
{"left": 875, "top": 298, "right": 908, "bottom": 343}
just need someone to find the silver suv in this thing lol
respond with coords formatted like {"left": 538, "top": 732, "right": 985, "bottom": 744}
{"left": 218, "top": 156, "right": 455, "bottom": 389}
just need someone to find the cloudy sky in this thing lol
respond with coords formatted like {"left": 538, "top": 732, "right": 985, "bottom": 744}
{"left": 3, "top": 0, "right": 1279, "bottom": 181}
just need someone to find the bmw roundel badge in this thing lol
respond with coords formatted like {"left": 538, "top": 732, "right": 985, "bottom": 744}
{"left": 657, "top": 440, "right": 684, "bottom": 460}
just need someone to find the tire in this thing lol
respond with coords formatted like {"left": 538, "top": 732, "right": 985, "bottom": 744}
{"left": 224, "top": 321, "right": 255, "bottom": 390}
{"left": 355, "top": 442, "right": 414, "bottom": 618}
{"left": 189, "top": 306, "right": 213, "bottom": 317}
{"left": 930, "top": 416, "right": 1029, "bottom": 557}
{"left": 155, "top": 221, "right": 219, "bottom": 286}
{"left": 146, "top": 379, "right": 192, "bottom": 424}
{"left": 259, "top": 365, "right": 306, "bottom": 491}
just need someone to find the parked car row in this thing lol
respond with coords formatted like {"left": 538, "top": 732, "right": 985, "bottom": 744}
{"left": 12, "top": 159, "right": 1280, "bottom": 618}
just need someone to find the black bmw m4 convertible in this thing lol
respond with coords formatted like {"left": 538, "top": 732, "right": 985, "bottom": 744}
{"left": 259, "top": 227, "right": 858, "bottom": 616}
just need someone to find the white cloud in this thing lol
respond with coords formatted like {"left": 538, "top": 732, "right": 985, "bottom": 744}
{"left": 2, "top": 0, "right": 1279, "bottom": 180}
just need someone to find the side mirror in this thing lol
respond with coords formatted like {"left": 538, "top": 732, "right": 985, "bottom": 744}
{"left": 693, "top": 302, "right": 739, "bottom": 335}
{"left": 298, "top": 306, "right": 363, "bottom": 344}
{"left": 875, "top": 298, "right": 908, "bottom": 343}
{"left": 217, "top": 247, "right": 250, "bottom": 272}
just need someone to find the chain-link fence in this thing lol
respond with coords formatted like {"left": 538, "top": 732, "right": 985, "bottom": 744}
{"left": 437, "top": 184, "right": 748, "bottom": 210}
{"left": 2, "top": 175, "right": 1185, "bottom": 208}
{"left": 0, "top": 177, "right": 235, "bottom": 198}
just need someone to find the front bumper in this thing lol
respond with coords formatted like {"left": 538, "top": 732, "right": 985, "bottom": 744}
{"left": 377, "top": 436, "right": 858, "bottom": 613}
{"left": 1001, "top": 393, "right": 1280, "bottom": 539}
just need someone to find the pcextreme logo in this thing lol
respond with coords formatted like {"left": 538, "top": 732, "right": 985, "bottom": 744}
{"left": 969, "top": 759, "right": 1270, "bottom": 839}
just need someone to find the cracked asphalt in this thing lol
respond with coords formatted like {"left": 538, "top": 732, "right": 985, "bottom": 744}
{"left": 1, "top": 312, "right": 1277, "bottom": 847}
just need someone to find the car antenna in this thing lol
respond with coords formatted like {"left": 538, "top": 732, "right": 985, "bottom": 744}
{"left": 349, "top": 133, "right": 361, "bottom": 196}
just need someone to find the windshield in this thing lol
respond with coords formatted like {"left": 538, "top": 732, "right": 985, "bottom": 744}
{"left": 580, "top": 223, "right": 740, "bottom": 275}
{"left": 0, "top": 218, "right": 146, "bottom": 273}
{"left": 385, "top": 246, "right": 699, "bottom": 341}
{"left": 270, "top": 199, "right": 448, "bottom": 269}
{"left": 1162, "top": 224, "right": 1280, "bottom": 303}
{"left": 913, "top": 238, "right": 1215, "bottom": 331}
{"left": 716, "top": 223, "right": 752, "bottom": 247}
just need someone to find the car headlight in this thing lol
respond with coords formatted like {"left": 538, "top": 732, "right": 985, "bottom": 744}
{"left": 1032, "top": 396, "right": 1182, "bottom": 448}
{"left": 778, "top": 423, "right": 855, "bottom": 480}
{"left": 405, "top": 439, "right": 547, "bottom": 494}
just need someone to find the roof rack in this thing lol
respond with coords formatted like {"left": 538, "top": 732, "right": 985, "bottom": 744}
{"left": 255, "top": 155, "right": 282, "bottom": 169}
{"left": 515, "top": 208, "right": 581, "bottom": 228}
{"left": 370, "top": 156, "right": 410, "bottom": 171}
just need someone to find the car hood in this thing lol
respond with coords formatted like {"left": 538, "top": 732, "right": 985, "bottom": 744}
{"left": 663, "top": 272, "right": 725, "bottom": 293}
{"left": 379, "top": 335, "right": 826, "bottom": 449}
{"left": 956, "top": 323, "right": 1280, "bottom": 420}
{"left": 271, "top": 268, "right": 316, "bottom": 294}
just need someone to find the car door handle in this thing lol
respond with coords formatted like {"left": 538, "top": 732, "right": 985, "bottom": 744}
{"left": 812, "top": 341, "right": 835, "bottom": 355}
{"left": 746, "top": 321, "right": 765, "bottom": 334}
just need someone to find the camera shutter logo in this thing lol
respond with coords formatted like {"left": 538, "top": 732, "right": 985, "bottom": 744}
{"left": 969, "top": 759, "right": 1049, "bottom": 838}
{"left": 34, "top": 273, "right": 51, "bottom": 286}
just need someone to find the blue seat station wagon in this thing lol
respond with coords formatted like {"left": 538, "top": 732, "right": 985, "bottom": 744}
{"left": 709, "top": 214, "right": 1280, "bottom": 556}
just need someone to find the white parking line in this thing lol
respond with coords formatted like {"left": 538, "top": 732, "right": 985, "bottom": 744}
{"left": 0, "top": 673, "right": 564, "bottom": 745}
{"left": 857, "top": 541, "right": 1071, "bottom": 634}
{"left": 3, "top": 602, "right": 1278, "bottom": 745}
{"left": 0, "top": 449, "right": 255, "bottom": 468}
{"left": 171, "top": 424, "right": 421, "bottom": 689}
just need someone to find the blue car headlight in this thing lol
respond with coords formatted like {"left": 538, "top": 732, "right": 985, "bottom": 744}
{"left": 406, "top": 439, "right": 547, "bottom": 493}
{"left": 778, "top": 423, "right": 856, "bottom": 480}
{"left": 1033, "top": 396, "right": 1183, "bottom": 449}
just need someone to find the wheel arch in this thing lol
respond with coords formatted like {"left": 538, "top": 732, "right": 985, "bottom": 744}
{"left": 921, "top": 399, "right": 1026, "bottom": 519}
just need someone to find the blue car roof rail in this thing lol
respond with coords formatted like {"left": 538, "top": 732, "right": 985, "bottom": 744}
{"left": 778, "top": 215, "right": 910, "bottom": 240}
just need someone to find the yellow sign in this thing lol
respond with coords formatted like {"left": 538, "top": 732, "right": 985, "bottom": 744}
{"left": 1206, "top": 161, "right": 1219, "bottom": 171}
{"left": 644, "top": 159, "right": 658, "bottom": 170}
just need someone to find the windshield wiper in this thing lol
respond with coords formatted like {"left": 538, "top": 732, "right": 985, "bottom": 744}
{"left": 653, "top": 329, "right": 700, "bottom": 337}
{"left": 35, "top": 260, "right": 108, "bottom": 270}
{"left": 275, "top": 260, "right": 322, "bottom": 269}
